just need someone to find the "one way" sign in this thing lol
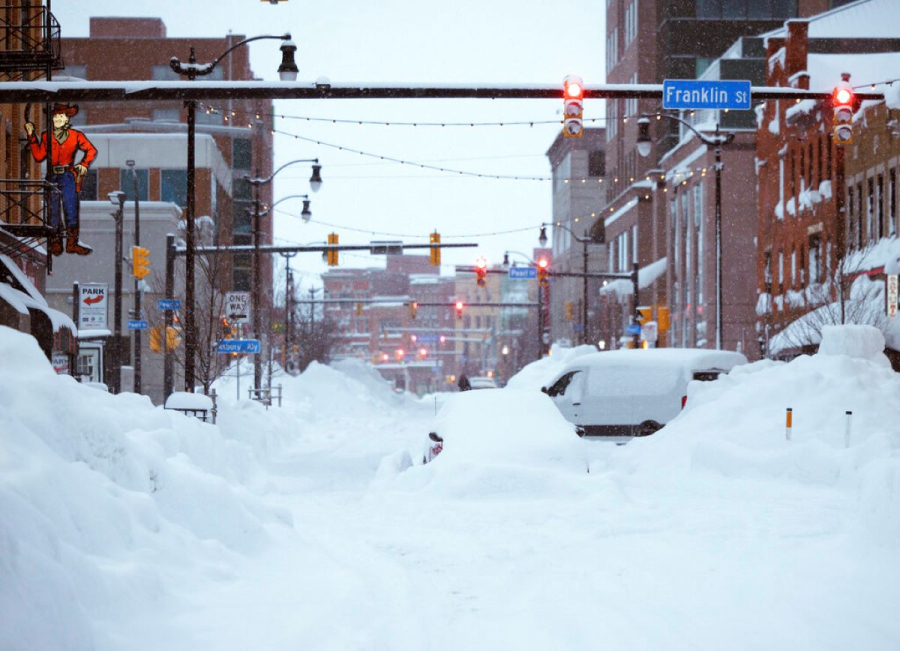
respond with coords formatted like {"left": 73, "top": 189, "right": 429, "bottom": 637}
{"left": 225, "top": 292, "right": 251, "bottom": 324}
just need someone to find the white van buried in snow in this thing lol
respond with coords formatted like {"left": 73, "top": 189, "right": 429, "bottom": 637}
{"left": 542, "top": 348, "right": 747, "bottom": 437}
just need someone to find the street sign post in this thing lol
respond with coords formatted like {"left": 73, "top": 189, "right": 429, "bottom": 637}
{"left": 887, "top": 275, "right": 898, "bottom": 317}
{"left": 78, "top": 283, "right": 109, "bottom": 331}
{"left": 225, "top": 292, "right": 251, "bottom": 324}
{"left": 157, "top": 298, "right": 182, "bottom": 310}
{"left": 626, "top": 323, "right": 641, "bottom": 336}
{"left": 127, "top": 319, "right": 149, "bottom": 330}
{"left": 216, "top": 339, "right": 261, "bottom": 354}
{"left": 508, "top": 266, "right": 537, "bottom": 280}
{"left": 663, "top": 79, "right": 751, "bottom": 111}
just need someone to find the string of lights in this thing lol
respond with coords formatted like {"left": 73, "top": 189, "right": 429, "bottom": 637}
{"left": 853, "top": 76, "right": 900, "bottom": 90}
{"left": 198, "top": 101, "right": 616, "bottom": 129}
{"left": 273, "top": 208, "right": 543, "bottom": 239}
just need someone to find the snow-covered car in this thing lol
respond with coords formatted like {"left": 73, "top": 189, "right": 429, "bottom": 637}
{"left": 420, "top": 388, "right": 586, "bottom": 472}
{"left": 468, "top": 376, "right": 499, "bottom": 390}
{"left": 542, "top": 348, "right": 747, "bottom": 437}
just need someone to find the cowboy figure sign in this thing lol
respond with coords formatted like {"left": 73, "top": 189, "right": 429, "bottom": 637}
{"left": 25, "top": 103, "right": 97, "bottom": 256}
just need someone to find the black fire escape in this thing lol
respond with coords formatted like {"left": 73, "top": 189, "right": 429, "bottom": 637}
{"left": 0, "top": 3, "right": 63, "bottom": 266}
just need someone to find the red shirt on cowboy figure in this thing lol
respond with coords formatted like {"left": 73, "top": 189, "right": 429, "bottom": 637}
{"left": 25, "top": 103, "right": 98, "bottom": 256}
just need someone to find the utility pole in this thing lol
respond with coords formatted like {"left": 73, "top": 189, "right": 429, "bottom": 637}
{"left": 109, "top": 191, "right": 125, "bottom": 393}
{"left": 127, "top": 160, "right": 143, "bottom": 394}
{"left": 280, "top": 251, "right": 297, "bottom": 369}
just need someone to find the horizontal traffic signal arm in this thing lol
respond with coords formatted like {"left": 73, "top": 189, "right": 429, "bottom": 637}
{"left": 458, "top": 265, "right": 634, "bottom": 281}
{"left": 177, "top": 242, "right": 476, "bottom": 256}
{"left": 0, "top": 80, "right": 884, "bottom": 104}
{"left": 408, "top": 301, "right": 539, "bottom": 308}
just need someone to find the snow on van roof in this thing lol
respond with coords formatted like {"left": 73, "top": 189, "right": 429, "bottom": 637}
{"left": 562, "top": 348, "right": 748, "bottom": 373}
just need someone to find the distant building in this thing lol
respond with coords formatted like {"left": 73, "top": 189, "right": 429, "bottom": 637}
{"left": 545, "top": 127, "right": 606, "bottom": 347}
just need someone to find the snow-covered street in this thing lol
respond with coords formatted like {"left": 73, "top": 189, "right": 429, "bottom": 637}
{"left": 3, "top": 324, "right": 900, "bottom": 650}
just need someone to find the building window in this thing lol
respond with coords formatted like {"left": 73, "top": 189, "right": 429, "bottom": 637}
{"left": 161, "top": 169, "right": 188, "bottom": 208}
{"left": 778, "top": 250, "right": 784, "bottom": 285}
{"left": 847, "top": 186, "right": 855, "bottom": 248}
{"left": 62, "top": 64, "right": 86, "bottom": 79}
{"left": 233, "top": 138, "right": 252, "bottom": 170}
{"left": 80, "top": 169, "right": 98, "bottom": 201}
{"left": 694, "top": 185, "right": 704, "bottom": 304}
{"left": 588, "top": 150, "right": 606, "bottom": 177}
{"left": 120, "top": 169, "right": 149, "bottom": 202}
{"left": 808, "top": 235, "right": 820, "bottom": 284}
{"left": 867, "top": 178, "right": 875, "bottom": 242}
{"left": 890, "top": 168, "right": 897, "bottom": 237}
{"left": 790, "top": 248, "right": 796, "bottom": 287}
{"left": 856, "top": 182, "right": 864, "bottom": 248}
{"left": 152, "top": 108, "right": 180, "bottom": 122}
{"left": 877, "top": 173, "right": 885, "bottom": 240}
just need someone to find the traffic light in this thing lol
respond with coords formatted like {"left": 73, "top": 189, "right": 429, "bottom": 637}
{"left": 832, "top": 73, "right": 854, "bottom": 145}
{"left": 636, "top": 306, "right": 653, "bottom": 325}
{"left": 326, "top": 232, "right": 339, "bottom": 266}
{"left": 165, "top": 326, "right": 181, "bottom": 350}
{"left": 455, "top": 300, "right": 464, "bottom": 320}
{"left": 657, "top": 306, "right": 670, "bottom": 331}
{"left": 132, "top": 245, "right": 150, "bottom": 279}
{"left": 418, "top": 347, "right": 428, "bottom": 359}
{"left": 409, "top": 301, "right": 418, "bottom": 319}
{"left": 221, "top": 316, "right": 232, "bottom": 338}
{"left": 563, "top": 75, "right": 584, "bottom": 138}
{"left": 564, "top": 300, "right": 574, "bottom": 321}
{"left": 149, "top": 326, "right": 162, "bottom": 353}
{"left": 429, "top": 231, "right": 441, "bottom": 266}
{"left": 537, "top": 257, "right": 550, "bottom": 287}
{"left": 475, "top": 257, "right": 488, "bottom": 287}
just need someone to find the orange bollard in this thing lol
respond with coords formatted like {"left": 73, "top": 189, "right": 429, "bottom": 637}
{"left": 785, "top": 407, "right": 793, "bottom": 441}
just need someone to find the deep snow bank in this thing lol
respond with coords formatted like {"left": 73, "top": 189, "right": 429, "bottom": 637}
{"left": 604, "top": 325, "right": 900, "bottom": 543}
{"left": 0, "top": 326, "right": 295, "bottom": 649}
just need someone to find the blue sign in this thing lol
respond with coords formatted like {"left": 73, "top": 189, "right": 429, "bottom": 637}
{"left": 662, "top": 79, "right": 751, "bottom": 111}
{"left": 416, "top": 335, "right": 439, "bottom": 343}
{"left": 157, "top": 298, "right": 182, "bottom": 310}
{"left": 626, "top": 324, "right": 641, "bottom": 335}
{"left": 127, "top": 319, "right": 148, "bottom": 330}
{"left": 508, "top": 266, "right": 537, "bottom": 280}
{"left": 217, "top": 339, "right": 261, "bottom": 354}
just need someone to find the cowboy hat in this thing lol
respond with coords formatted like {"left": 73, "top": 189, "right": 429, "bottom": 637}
{"left": 51, "top": 103, "right": 79, "bottom": 118}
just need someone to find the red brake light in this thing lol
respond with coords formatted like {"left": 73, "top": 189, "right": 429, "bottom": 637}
{"left": 681, "top": 395, "right": 688, "bottom": 409}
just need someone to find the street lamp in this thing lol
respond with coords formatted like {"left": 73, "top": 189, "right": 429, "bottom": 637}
{"left": 256, "top": 193, "right": 312, "bottom": 222}
{"left": 637, "top": 114, "right": 733, "bottom": 349}
{"left": 246, "top": 159, "right": 323, "bottom": 390}
{"left": 540, "top": 222, "right": 603, "bottom": 345}
{"left": 108, "top": 191, "right": 126, "bottom": 394}
{"left": 169, "top": 33, "right": 295, "bottom": 393}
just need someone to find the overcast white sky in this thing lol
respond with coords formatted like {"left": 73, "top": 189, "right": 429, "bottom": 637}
{"left": 55, "top": 1, "right": 606, "bottom": 289}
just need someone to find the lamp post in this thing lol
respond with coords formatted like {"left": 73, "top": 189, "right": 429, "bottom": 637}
{"left": 246, "top": 159, "right": 322, "bottom": 390}
{"left": 108, "top": 191, "right": 126, "bottom": 394}
{"left": 637, "top": 114, "right": 734, "bottom": 350}
{"left": 126, "top": 160, "right": 143, "bottom": 394}
{"left": 539, "top": 223, "right": 603, "bottom": 345}
{"left": 169, "top": 32, "right": 298, "bottom": 393}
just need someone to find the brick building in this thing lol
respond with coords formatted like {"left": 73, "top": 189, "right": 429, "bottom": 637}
{"left": 754, "top": 1, "right": 900, "bottom": 356}
{"left": 601, "top": 0, "right": 832, "bottom": 348}
{"left": 0, "top": 3, "right": 78, "bottom": 369}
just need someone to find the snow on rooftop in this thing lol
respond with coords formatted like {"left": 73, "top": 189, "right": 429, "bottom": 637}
{"left": 806, "top": 52, "right": 900, "bottom": 92}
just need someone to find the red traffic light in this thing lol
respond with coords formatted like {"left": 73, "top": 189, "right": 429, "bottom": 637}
{"left": 564, "top": 77, "right": 584, "bottom": 99}
{"left": 833, "top": 86, "right": 852, "bottom": 105}
{"left": 475, "top": 257, "right": 487, "bottom": 270}
{"left": 418, "top": 347, "right": 428, "bottom": 358}
{"left": 537, "top": 258, "right": 549, "bottom": 270}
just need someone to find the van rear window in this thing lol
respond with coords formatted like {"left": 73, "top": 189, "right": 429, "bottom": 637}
{"left": 587, "top": 366, "right": 681, "bottom": 396}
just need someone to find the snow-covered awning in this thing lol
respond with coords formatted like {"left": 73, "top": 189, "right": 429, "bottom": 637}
{"left": 0, "top": 254, "right": 77, "bottom": 336}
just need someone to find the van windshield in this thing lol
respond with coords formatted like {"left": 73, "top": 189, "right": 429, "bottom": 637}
{"left": 587, "top": 365, "right": 681, "bottom": 397}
